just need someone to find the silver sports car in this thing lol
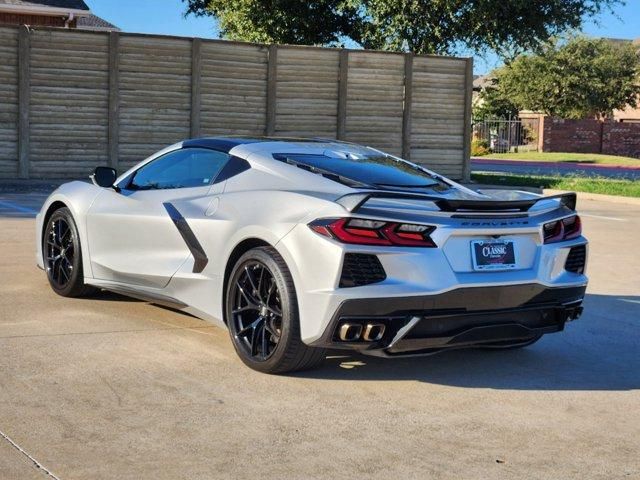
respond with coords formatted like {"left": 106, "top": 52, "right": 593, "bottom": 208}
{"left": 36, "top": 137, "right": 588, "bottom": 373}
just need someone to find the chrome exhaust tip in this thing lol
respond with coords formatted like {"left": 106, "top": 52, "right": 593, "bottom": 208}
{"left": 338, "top": 323, "right": 363, "bottom": 342}
{"left": 363, "top": 323, "right": 386, "bottom": 342}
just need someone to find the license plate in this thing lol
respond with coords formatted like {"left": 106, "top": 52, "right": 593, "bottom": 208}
{"left": 471, "top": 239, "right": 516, "bottom": 271}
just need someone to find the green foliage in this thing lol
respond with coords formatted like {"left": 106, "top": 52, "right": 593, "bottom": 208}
{"left": 473, "top": 79, "right": 519, "bottom": 119}
{"left": 490, "top": 37, "right": 640, "bottom": 118}
{"left": 182, "top": 0, "right": 619, "bottom": 55}
{"left": 183, "top": 0, "right": 358, "bottom": 45}
{"left": 471, "top": 139, "right": 490, "bottom": 156}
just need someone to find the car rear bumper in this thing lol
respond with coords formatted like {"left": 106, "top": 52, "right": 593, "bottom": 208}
{"left": 309, "top": 283, "right": 586, "bottom": 356}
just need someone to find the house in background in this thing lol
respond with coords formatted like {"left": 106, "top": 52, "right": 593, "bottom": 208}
{"left": 0, "top": 0, "right": 118, "bottom": 31}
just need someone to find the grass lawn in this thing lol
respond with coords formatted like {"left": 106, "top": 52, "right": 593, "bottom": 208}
{"left": 478, "top": 152, "right": 640, "bottom": 167}
{"left": 471, "top": 173, "right": 640, "bottom": 198}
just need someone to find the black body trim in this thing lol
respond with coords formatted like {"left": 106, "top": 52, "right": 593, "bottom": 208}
{"left": 213, "top": 155, "right": 251, "bottom": 184}
{"left": 163, "top": 202, "right": 209, "bottom": 273}
{"left": 182, "top": 136, "right": 328, "bottom": 153}
{"left": 311, "top": 284, "right": 586, "bottom": 355}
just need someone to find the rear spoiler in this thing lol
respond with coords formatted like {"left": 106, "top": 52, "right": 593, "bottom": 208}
{"left": 336, "top": 190, "right": 577, "bottom": 213}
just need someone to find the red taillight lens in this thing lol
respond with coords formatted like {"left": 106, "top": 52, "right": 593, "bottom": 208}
{"left": 543, "top": 215, "right": 582, "bottom": 243}
{"left": 309, "top": 218, "right": 436, "bottom": 247}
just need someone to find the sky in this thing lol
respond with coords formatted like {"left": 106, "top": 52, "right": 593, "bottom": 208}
{"left": 87, "top": 0, "right": 640, "bottom": 74}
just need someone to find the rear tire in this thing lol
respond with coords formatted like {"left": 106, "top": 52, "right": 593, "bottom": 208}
{"left": 43, "top": 207, "right": 97, "bottom": 298}
{"left": 226, "top": 246, "right": 326, "bottom": 374}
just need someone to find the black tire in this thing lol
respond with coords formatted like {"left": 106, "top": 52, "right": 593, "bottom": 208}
{"left": 226, "top": 246, "right": 326, "bottom": 374}
{"left": 479, "top": 335, "right": 543, "bottom": 350}
{"left": 43, "top": 207, "right": 97, "bottom": 298}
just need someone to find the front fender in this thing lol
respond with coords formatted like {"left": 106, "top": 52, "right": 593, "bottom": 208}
{"left": 36, "top": 181, "right": 104, "bottom": 279}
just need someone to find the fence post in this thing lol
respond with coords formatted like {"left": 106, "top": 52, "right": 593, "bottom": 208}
{"left": 337, "top": 49, "right": 349, "bottom": 140}
{"left": 265, "top": 44, "right": 278, "bottom": 136}
{"left": 108, "top": 31, "right": 120, "bottom": 170}
{"left": 18, "top": 25, "right": 30, "bottom": 179}
{"left": 462, "top": 57, "right": 473, "bottom": 182}
{"left": 402, "top": 52, "right": 413, "bottom": 160}
{"left": 191, "top": 38, "right": 202, "bottom": 139}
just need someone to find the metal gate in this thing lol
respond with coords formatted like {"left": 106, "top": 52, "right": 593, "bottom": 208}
{"left": 473, "top": 117, "right": 540, "bottom": 154}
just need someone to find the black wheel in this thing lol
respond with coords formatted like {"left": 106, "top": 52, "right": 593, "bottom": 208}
{"left": 479, "top": 335, "right": 543, "bottom": 350}
{"left": 43, "top": 207, "right": 96, "bottom": 298}
{"left": 226, "top": 246, "right": 326, "bottom": 374}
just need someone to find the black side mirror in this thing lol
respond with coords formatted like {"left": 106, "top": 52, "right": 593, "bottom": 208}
{"left": 91, "top": 166, "right": 117, "bottom": 188}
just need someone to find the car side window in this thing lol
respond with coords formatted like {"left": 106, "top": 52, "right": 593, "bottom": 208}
{"left": 128, "top": 148, "right": 230, "bottom": 190}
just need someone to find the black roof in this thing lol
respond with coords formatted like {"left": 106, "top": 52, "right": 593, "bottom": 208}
{"left": 183, "top": 136, "right": 331, "bottom": 153}
{"left": 0, "top": 0, "right": 90, "bottom": 10}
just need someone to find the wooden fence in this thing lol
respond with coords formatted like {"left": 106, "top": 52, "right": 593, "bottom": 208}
{"left": 0, "top": 25, "right": 473, "bottom": 180}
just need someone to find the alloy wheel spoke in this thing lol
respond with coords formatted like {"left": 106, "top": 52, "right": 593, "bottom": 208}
{"left": 232, "top": 305, "right": 256, "bottom": 315}
{"left": 244, "top": 266, "right": 261, "bottom": 300}
{"left": 236, "top": 282, "right": 260, "bottom": 308}
{"left": 237, "top": 316, "right": 263, "bottom": 338}
{"left": 250, "top": 322, "right": 264, "bottom": 357}
{"left": 264, "top": 279, "right": 276, "bottom": 305}
{"left": 261, "top": 322, "right": 270, "bottom": 358}
{"left": 232, "top": 261, "right": 282, "bottom": 361}
{"left": 264, "top": 321, "right": 280, "bottom": 340}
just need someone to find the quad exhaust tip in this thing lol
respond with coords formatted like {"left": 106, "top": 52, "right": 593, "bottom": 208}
{"left": 363, "top": 323, "right": 385, "bottom": 342}
{"left": 338, "top": 322, "right": 386, "bottom": 342}
{"left": 339, "top": 323, "right": 363, "bottom": 342}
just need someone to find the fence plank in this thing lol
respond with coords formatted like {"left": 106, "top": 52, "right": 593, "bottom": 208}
{"left": 190, "top": 38, "right": 201, "bottom": 139}
{"left": 402, "top": 52, "right": 413, "bottom": 159}
{"left": 265, "top": 44, "right": 277, "bottom": 136}
{"left": 18, "top": 25, "right": 30, "bottom": 179}
{"left": 108, "top": 31, "right": 119, "bottom": 170}
{"left": 337, "top": 49, "right": 349, "bottom": 140}
{"left": 462, "top": 57, "right": 473, "bottom": 181}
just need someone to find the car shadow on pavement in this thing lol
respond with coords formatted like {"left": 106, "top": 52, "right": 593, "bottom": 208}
{"left": 297, "top": 294, "right": 640, "bottom": 391}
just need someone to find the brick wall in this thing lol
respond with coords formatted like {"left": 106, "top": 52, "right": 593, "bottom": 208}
{"left": 541, "top": 117, "right": 640, "bottom": 158}
{"left": 603, "top": 122, "right": 640, "bottom": 158}
{"left": 542, "top": 118, "right": 603, "bottom": 153}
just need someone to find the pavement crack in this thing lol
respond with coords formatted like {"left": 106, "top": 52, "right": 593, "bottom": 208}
{"left": 0, "top": 428, "right": 62, "bottom": 479}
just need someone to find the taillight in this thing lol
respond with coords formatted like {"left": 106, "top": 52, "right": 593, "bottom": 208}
{"left": 543, "top": 215, "right": 581, "bottom": 243}
{"left": 309, "top": 218, "right": 436, "bottom": 247}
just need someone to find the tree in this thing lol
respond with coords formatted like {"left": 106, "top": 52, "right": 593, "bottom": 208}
{"left": 473, "top": 78, "right": 519, "bottom": 119}
{"left": 485, "top": 37, "right": 640, "bottom": 118}
{"left": 183, "top": 0, "right": 620, "bottom": 56}
{"left": 183, "top": 0, "right": 359, "bottom": 45}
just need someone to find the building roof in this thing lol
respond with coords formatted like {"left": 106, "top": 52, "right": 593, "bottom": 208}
{"left": 0, "top": 0, "right": 89, "bottom": 10}
{"left": 77, "top": 13, "right": 119, "bottom": 31}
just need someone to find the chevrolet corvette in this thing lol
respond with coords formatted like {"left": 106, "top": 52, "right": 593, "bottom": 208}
{"left": 36, "top": 137, "right": 588, "bottom": 373}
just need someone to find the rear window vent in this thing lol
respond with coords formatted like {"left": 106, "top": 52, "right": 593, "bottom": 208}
{"left": 565, "top": 245, "right": 586, "bottom": 274}
{"left": 339, "top": 253, "right": 386, "bottom": 288}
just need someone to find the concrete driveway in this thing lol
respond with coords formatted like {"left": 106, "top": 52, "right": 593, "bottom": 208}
{"left": 0, "top": 192, "right": 638, "bottom": 479}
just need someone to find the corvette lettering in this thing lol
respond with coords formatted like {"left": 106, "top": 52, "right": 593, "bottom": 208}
{"left": 461, "top": 220, "right": 529, "bottom": 227}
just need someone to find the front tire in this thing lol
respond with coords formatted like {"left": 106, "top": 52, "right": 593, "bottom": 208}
{"left": 226, "top": 246, "right": 326, "bottom": 374}
{"left": 43, "top": 207, "right": 96, "bottom": 298}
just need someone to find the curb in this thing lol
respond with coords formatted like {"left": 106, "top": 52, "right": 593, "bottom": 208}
{"left": 544, "top": 189, "right": 640, "bottom": 206}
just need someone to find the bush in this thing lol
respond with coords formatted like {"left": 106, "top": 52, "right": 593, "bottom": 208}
{"left": 471, "top": 138, "right": 490, "bottom": 156}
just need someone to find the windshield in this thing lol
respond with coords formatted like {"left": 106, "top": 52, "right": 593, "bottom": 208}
{"left": 274, "top": 153, "right": 449, "bottom": 190}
